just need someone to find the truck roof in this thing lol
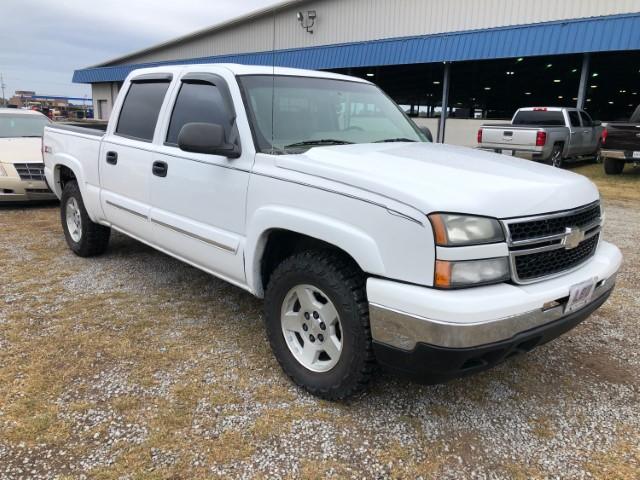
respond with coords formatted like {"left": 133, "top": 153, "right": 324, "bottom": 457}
{"left": 125, "top": 63, "right": 371, "bottom": 84}
{"left": 516, "top": 107, "right": 577, "bottom": 112}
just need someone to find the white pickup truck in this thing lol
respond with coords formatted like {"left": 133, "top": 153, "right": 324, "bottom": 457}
{"left": 44, "top": 64, "right": 621, "bottom": 399}
{"left": 478, "top": 107, "right": 605, "bottom": 167}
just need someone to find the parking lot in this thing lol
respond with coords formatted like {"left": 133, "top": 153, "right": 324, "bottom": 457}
{"left": 0, "top": 163, "right": 638, "bottom": 479}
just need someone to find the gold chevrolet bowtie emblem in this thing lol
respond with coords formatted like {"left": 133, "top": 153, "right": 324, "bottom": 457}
{"left": 563, "top": 226, "right": 585, "bottom": 250}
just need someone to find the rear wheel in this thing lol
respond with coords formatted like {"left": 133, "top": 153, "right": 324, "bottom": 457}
{"left": 264, "top": 250, "right": 376, "bottom": 400}
{"left": 593, "top": 141, "right": 603, "bottom": 164}
{"left": 604, "top": 157, "right": 625, "bottom": 175}
{"left": 61, "top": 180, "right": 111, "bottom": 256}
{"left": 547, "top": 143, "right": 565, "bottom": 168}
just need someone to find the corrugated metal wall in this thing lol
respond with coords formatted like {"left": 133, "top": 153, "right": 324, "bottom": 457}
{"left": 107, "top": 0, "right": 640, "bottom": 66}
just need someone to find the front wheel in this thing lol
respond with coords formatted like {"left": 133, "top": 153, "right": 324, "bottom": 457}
{"left": 61, "top": 180, "right": 111, "bottom": 257}
{"left": 264, "top": 250, "right": 376, "bottom": 400}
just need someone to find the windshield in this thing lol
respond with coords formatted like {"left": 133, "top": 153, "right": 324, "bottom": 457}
{"left": 0, "top": 114, "right": 50, "bottom": 138}
{"left": 239, "top": 75, "right": 426, "bottom": 153}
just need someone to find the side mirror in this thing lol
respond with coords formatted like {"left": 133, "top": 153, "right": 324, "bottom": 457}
{"left": 418, "top": 126, "right": 433, "bottom": 142}
{"left": 178, "top": 122, "right": 240, "bottom": 158}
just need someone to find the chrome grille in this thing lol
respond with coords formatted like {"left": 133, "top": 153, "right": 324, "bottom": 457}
{"left": 14, "top": 163, "right": 45, "bottom": 181}
{"left": 502, "top": 202, "right": 602, "bottom": 284}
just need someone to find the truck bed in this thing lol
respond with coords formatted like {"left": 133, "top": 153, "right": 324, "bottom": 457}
{"left": 52, "top": 121, "right": 108, "bottom": 137}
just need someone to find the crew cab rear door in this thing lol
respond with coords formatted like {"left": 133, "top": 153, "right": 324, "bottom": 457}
{"left": 99, "top": 73, "right": 172, "bottom": 238}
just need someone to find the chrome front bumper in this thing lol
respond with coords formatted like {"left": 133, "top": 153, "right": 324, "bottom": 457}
{"left": 369, "top": 274, "right": 616, "bottom": 350}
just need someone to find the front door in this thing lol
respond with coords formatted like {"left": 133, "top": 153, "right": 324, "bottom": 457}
{"left": 566, "top": 110, "right": 583, "bottom": 156}
{"left": 100, "top": 77, "right": 172, "bottom": 239}
{"left": 148, "top": 73, "right": 250, "bottom": 286}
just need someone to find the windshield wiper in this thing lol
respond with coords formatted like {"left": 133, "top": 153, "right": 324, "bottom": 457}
{"left": 284, "top": 139, "right": 354, "bottom": 148}
{"left": 374, "top": 137, "right": 418, "bottom": 143}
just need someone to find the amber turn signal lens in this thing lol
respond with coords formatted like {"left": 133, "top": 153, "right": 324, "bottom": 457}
{"left": 435, "top": 260, "right": 452, "bottom": 288}
{"left": 429, "top": 214, "right": 448, "bottom": 245}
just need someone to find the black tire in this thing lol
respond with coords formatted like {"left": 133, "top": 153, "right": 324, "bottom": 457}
{"left": 264, "top": 250, "right": 377, "bottom": 400}
{"left": 60, "top": 180, "right": 111, "bottom": 257}
{"left": 593, "top": 141, "right": 603, "bottom": 164}
{"left": 603, "top": 157, "right": 625, "bottom": 175}
{"left": 546, "top": 143, "right": 565, "bottom": 168}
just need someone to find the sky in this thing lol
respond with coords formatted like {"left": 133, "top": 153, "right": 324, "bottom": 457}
{"left": 0, "top": 0, "right": 280, "bottom": 101}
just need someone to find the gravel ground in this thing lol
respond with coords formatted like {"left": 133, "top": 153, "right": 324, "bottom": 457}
{"left": 0, "top": 165, "right": 639, "bottom": 479}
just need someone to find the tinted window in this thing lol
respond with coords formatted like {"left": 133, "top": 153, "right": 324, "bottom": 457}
{"left": 568, "top": 111, "right": 581, "bottom": 127}
{"left": 116, "top": 81, "right": 170, "bottom": 141}
{"left": 579, "top": 111, "right": 592, "bottom": 127}
{"left": 512, "top": 111, "right": 565, "bottom": 126}
{"left": 166, "top": 81, "right": 229, "bottom": 145}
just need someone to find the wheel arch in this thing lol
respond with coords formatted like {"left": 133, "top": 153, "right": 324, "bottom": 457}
{"left": 246, "top": 206, "right": 385, "bottom": 297}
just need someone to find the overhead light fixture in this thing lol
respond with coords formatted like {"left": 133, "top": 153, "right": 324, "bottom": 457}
{"left": 505, "top": 71, "right": 515, "bottom": 75}
{"left": 433, "top": 81, "right": 441, "bottom": 85}
{"left": 484, "top": 87, "right": 491, "bottom": 90}
{"left": 591, "top": 85, "right": 598, "bottom": 88}
{"left": 572, "top": 97, "right": 578, "bottom": 101}
{"left": 587, "top": 99, "right": 592, "bottom": 102}
{"left": 608, "top": 101, "right": 614, "bottom": 104}
{"left": 571, "top": 69, "right": 577, "bottom": 73}
{"left": 524, "top": 92, "right": 532, "bottom": 95}
{"left": 619, "top": 89, "right": 627, "bottom": 93}
{"left": 558, "top": 95, "right": 564, "bottom": 99}
{"left": 546, "top": 63, "right": 553, "bottom": 68}
{"left": 517, "top": 58, "right": 524, "bottom": 62}
{"left": 366, "top": 73, "right": 374, "bottom": 77}
{"left": 592, "top": 73, "right": 599, "bottom": 77}
{"left": 633, "top": 92, "right": 638, "bottom": 95}
{"left": 553, "top": 79, "right": 561, "bottom": 83}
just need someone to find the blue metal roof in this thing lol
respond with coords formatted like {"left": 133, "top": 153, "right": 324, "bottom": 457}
{"left": 73, "top": 13, "right": 640, "bottom": 84}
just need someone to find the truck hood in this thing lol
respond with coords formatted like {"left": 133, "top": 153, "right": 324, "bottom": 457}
{"left": 0, "top": 137, "right": 43, "bottom": 164}
{"left": 276, "top": 142, "right": 599, "bottom": 218}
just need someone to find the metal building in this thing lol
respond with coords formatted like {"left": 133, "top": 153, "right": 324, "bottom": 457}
{"left": 74, "top": 0, "right": 640, "bottom": 144}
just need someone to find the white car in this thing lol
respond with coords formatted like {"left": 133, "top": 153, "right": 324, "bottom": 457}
{"left": 0, "top": 108, "right": 56, "bottom": 201}
{"left": 43, "top": 64, "right": 621, "bottom": 399}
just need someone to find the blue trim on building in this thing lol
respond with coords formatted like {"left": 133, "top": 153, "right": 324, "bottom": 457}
{"left": 73, "top": 13, "right": 640, "bottom": 84}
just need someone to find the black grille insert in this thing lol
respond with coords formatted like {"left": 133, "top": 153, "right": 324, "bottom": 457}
{"left": 515, "top": 234, "right": 599, "bottom": 281}
{"left": 508, "top": 203, "right": 601, "bottom": 242}
{"left": 14, "top": 163, "right": 45, "bottom": 181}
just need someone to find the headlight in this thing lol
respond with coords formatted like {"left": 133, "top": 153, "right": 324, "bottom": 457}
{"left": 0, "top": 164, "right": 7, "bottom": 177}
{"left": 435, "top": 258, "right": 510, "bottom": 289}
{"left": 429, "top": 213, "right": 504, "bottom": 246}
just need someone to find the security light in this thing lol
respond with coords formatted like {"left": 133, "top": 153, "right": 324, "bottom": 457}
{"left": 296, "top": 11, "right": 303, "bottom": 22}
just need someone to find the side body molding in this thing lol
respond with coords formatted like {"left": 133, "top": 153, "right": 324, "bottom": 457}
{"left": 245, "top": 205, "right": 386, "bottom": 297}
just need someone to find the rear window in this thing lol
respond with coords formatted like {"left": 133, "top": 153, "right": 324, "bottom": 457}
{"left": 0, "top": 114, "right": 50, "bottom": 138}
{"left": 513, "top": 110, "right": 565, "bottom": 126}
{"left": 116, "top": 80, "right": 171, "bottom": 141}
{"left": 568, "top": 111, "right": 581, "bottom": 127}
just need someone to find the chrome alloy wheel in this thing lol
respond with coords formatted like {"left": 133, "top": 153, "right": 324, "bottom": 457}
{"left": 551, "top": 147, "right": 563, "bottom": 168}
{"left": 65, "top": 197, "right": 82, "bottom": 242}
{"left": 280, "top": 284, "right": 343, "bottom": 372}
